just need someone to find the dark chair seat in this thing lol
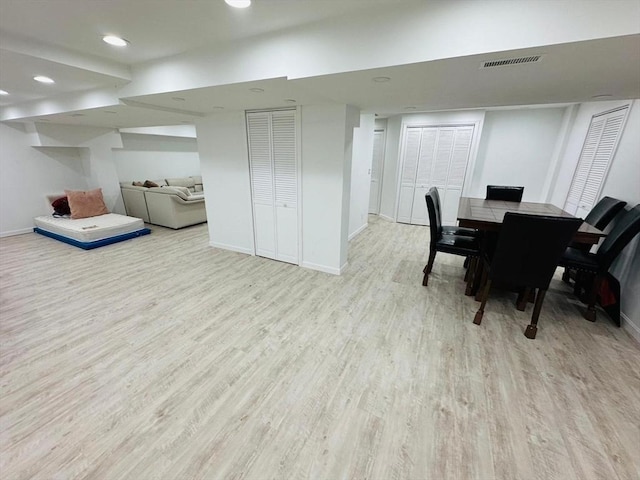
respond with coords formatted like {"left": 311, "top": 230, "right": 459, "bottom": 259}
{"left": 559, "top": 247, "right": 599, "bottom": 272}
{"left": 436, "top": 234, "right": 480, "bottom": 255}
{"left": 442, "top": 225, "right": 478, "bottom": 237}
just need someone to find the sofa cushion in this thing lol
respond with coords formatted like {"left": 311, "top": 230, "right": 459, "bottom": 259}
{"left": 65, "top": 188, "right": 109, "bottom": 219}
{"left": 143, "top": 180, "right": 159, "bottom": 188}
{"left": 166, "top": 177, "right": 196, "bottom": 192}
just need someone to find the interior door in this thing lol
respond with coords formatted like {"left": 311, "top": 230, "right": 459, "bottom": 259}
{"left": 396, "top": 127, "right": 421, "bottom": 224}
{"left": 368, "top": 130, "right": 385, "bottom": 214}
{"left": 410, "top": 128, "right": 437, "bottom": 225}
{"left": 441, "top": 127, "right": 473, "bottom": 225}
{"left": 247, "top": 110, "right": 299, "bottom": 265}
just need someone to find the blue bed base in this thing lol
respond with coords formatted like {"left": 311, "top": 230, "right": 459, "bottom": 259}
{"left": 34, "top": 227, "right": 151, "bottom": 250}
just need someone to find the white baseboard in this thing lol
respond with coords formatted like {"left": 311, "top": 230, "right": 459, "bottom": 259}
{"left": 621, "top": 312, "right": 640, "bottom": 344}
{"left": 379, "top": 214, "right": 395, "bottom": 222}
{"left": 0, "top": 227, "right": 34, "bottom": 238}
{"left": 348, "top": 223, "right": 368, "bottom": 241}
{"left": 301, "top": 261, "right": 342, "bottom": 275}
{"left": 209, "top": 241, "right": 254, "bottom": 256}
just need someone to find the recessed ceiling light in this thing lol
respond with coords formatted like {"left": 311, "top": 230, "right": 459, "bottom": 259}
{"left": 404, "top": 106, "right": 417, "bottom": 110}
{"left": 212, "top": 106, "right": 225, "bottom": 110}
{"left": 103, "top": 35, "right": 128, "bottom": 47}
{"left": 70, "top": 113, "right": 85, "bottom": 117}
{"left": 103, "top": 110, "right": 117, "bottom": 114}
{"left": 372, "top": 76, "right": 391, "bottom": 83}
{"left": 249, "top": 88, "right": 264, "bottom": 93}
{"left": 34, "top": 76, "right": 55, "bottom": 84}
{"left": 37, "top": 118, "right": 50, "bottom": 122}
{"left": 591, "top": 94, "right": 613, "bottom": 99}
{"left": 284, "top": 99, "right": 296, "bottom": 104}
{"left": 0, "top": 89, "right": 8, "bottom": 96}
{"left": 225, "top": 0, "right": 251, "bottom": 8}
{"left": 172, "top": 97, "right": 186, "bottom": 102}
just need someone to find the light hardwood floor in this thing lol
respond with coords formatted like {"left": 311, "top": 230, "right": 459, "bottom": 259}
{"left": 1, "top": 216, "right": 639, "bottom": 480}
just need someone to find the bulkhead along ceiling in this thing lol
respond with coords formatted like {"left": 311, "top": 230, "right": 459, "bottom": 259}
{"left": 0, "top": 0, "right": 639, "bottom": 127}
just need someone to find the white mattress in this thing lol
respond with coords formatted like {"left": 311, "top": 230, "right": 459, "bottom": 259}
{"left": 34, "top": 214, "right": 145, "bottom": 242}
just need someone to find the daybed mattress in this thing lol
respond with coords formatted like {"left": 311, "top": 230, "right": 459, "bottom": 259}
{"left": 34, "top": 213, "right": 150, "bottom": 249}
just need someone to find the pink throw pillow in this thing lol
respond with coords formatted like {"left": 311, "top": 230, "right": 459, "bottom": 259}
{"left": 65, "top": 188, "right": 109, "bottom": 219}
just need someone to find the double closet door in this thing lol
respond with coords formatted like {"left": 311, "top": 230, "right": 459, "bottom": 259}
{"left": 397, "top": 125, "right": 474, "bottom": 226}
{"left": 246, "top": 110, "right": 299, "bottom": 264}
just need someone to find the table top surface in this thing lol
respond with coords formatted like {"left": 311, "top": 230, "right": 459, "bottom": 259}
{"left": 457, "top": 197, "right": 605, "bottom": 239}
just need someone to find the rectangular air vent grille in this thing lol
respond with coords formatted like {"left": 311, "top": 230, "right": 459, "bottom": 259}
{"left": 481, "top": 55, "right": 542, "bottom": 68}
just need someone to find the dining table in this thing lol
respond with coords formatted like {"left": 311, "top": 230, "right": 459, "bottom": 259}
{"left": 456, "top": 197, "right": 607, "bottom": 299}
{"left": 457, "top": 197, "right": 606, "bottom": 245}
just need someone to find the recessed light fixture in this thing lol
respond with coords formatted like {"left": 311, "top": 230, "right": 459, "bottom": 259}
{"left": 212, "top": 106, "right": 225, "bottom": 110}
{"left": 37, "top": 118, "right": 50, "bottom": 122}
{"left": 284, "top": 99, "right": 296, "bottom": 104}
{"left": 372, "top": 76, "right": 391, "bottom": 83}
{"left": 404, "top": 106, "right": 417, "bottom": 110}
{"left": 249, "top": 88, "right": 264, "bottom": 93}
{"left": 34, "top": 76, "right": 55, "bottom": 84}
{"left": 591, "top": 94, "right": 613, "bottom": 99}
{"left": 0, "top": 89, "right": 8, "bottom": 96}
{"left": 103, "top": 35, "right": 128, "bottom": 47}
{"left": 70, "top": 113, "right": 85, "bottom": 117}
{"left": 225, "top": 0, "right": 251, "bottom": 8}
{"left": 172, "top": 97, "right": 186, "bottom": 102}
{"left": 103, "top": 110, "right": 117, "bottom": 114}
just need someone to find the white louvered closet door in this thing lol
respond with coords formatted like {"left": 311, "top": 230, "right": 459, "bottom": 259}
{"left": 564, "top": 106, "right": 629, "bottom": 218}
{"left": 397, "top": 128, "right": 422, "bottom": 223}
{"left": 397, "top": 125, "right": 474, "bottom": 226}
{"left": 247, "top": 110, "right": 298, "bottom": 264}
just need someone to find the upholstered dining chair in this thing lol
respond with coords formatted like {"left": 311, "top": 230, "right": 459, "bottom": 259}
{"left": 473, "top": 213, "right": 582, "bottom": 339}
{"left": 559, "top": 205, "right": 640, "bottom": 322}
{"left": 423, "top": 188, "right": 480, "bottom": 291}
{"left": 562, "top": 196, "right": 627, "bottom": 282}
{"left": 431, "top": 187, "right": 478, "bottom": 238}
{"left": 486, "top": 185, "right": 524, "bottom": 202}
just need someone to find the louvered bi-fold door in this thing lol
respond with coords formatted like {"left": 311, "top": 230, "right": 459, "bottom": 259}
{"left": 397, "top": 125, "right": 474, "bottom": 226}
{"left": 247, "top": 110, "right": 298, "bottom": 264}
{"left": 564, "top": 106, "right": 629, "bottom": 218}
{"left": 368, "top": 130, "right": 385, "bottom": 214}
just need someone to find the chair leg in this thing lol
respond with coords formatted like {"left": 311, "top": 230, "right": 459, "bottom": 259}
{"left": 474, "top": 263, "right": 489, "bottom": 302}
{"left": 524, "top": 288, "right": 547, "bottom": 339}
{"left": 463, "top": 256, "right": 470, "bottom": 269}
{"left": 473, "top": 278, "right": 492, "bottom": 325}
{"left": 422, "top": 249, "right": 437, "bottom": 286}
{"left": 584, "top": 274, "right": 602, "bottom": 322}
{"left": 465, "top": 257, "right": 478, "bottom": 296}
{"left": 516, "top": 287, "right": 530, "bottom": 311}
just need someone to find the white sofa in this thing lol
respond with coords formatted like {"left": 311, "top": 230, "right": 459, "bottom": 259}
{"left": 119, "top": 176, "right": 207, "bottom": 229}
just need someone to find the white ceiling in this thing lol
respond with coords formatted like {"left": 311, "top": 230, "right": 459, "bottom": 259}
{"left": 0, "top": 0, "right": 639, "bottom": 127}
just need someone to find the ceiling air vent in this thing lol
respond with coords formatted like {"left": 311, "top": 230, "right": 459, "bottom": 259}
{"left": 481, "top": 55, "right": 543, "bottom": 68}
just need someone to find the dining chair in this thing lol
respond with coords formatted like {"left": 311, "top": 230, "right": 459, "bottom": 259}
{"left": 562, "top": 196, "right": 627, "bottom": 282}
{"left": 486, "top": 185, "right": 524, "bottom": 202}
{"left": 423, "top": 188, "right": 480, "bottom": 291}
{"left": 431, "top": 187, "right": 478, "bottom": 238}
{"left": 559, "top": 204, "right": 640, "bottom": 322}
{"left": 473, "top": 213, "right": 582, "bottom": 339}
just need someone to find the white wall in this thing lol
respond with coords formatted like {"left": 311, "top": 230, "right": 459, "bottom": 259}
{"left": 302, "top": 104, "right": 357, "bottom": 274}
{"left": 348, "top": 113, "right": 375, "bottom": 240}
{"left": 112, "top": 133, "right": 200, "bottom": 181}
{"left": 470, "top": 108, "right": 566, "bottom": 201}
{"left": 0, "top": 122, "right": 88, "bottom": 236}
{"left": 379, "top": 115, "right": 402, "bottom": 220}
{"left": 196, "top": 112, "right": 255, "bottom": 255}
{"left": 550, "top": 99, "right": 640, "bottom": 338}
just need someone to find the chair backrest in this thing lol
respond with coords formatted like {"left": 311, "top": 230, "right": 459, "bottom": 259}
{"left": 584, "top": 196, "right": 627, "bottom": 230}
{"left": 489, "top": 213, "right": 582, "bottom": 289}
{"left": 425, "top": 188, "right": 442, "bottom": 245}
{"left": 597, "top": 205, "right": 640, "bottom": 270}
{"left": 486, "top": 185, "right": 524, "bottom": 202}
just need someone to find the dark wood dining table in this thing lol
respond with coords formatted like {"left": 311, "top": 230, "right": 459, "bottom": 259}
{"left": 457, "top": 197, "right": 606, "bottom": 299}
{"left": 457, "top": 197, "right": 606, "bottom": 245}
